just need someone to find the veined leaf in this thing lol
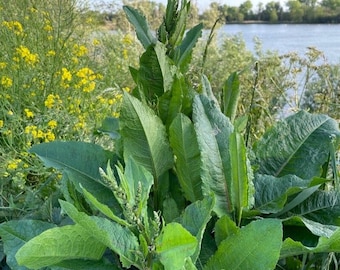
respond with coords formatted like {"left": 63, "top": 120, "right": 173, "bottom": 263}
{"left": 214, "top": 215, "right": 239, "bottom": 247}
{"left": 16, "top": 224, "right": 106, "bottom": 269}
{"left": 123, "top": 6, "right": 156, "bottom": 49}
{"left": 254, "top": 174, "right": 310, "bottom": 214}
{"left": 229, "top": 131, "right": 254, "bottom": 224}
{"left": 169, "top": 113, "right": 202, "bottom": 202}
{"left": 59, "top": 200, "right": 140, "bottom": 268}
{"left": 193, "top": 94, "right": 234, "bottom": 217}
{"left": 289, "top": 190, "right": 340, "bottom": 225}
{"left": 177, "top": 196, "right": 215, "bottom": 262}
{"left": 0, "top": 220, "right": 55, "bottom": 270}
{"left": 54, "top": 259, "right": 118, "bottom": 270}
{"left": 120, "top": 92, "right": 174, "bottom": 181}
{"left": 205, "top": 219, "right": 282, "bottom": 270}
{"left": 156, "top": 222, "right": 197, "bottom": 270}
{"left": 255, "top": 111, "right": 340, "bottom": 179}
{"left": 201, "top": 75, "right": 219, "bottom": 109}
{"left": 281, "top": 226, "right": 340, "bottom": 258}
{"left": 29, "top": 141, "right": 120, "bottom": 211}
{"left": 174, "top": 23, "right": 203, "bottom": 71}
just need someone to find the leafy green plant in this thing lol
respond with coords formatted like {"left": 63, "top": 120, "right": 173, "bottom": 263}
{"left": 1, "top": 0, "right": 340, "bottom": 269}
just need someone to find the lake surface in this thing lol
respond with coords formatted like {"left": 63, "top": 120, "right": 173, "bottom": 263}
{"left": 217, "top": 24, "right": 340, "bottom": 64}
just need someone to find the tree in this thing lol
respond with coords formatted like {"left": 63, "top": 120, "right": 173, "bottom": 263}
{"left": 239, "top": 0, "right": 253, "bottom": 20}
{"left": 287, "top": 0, "right": 305, "bottom": 22}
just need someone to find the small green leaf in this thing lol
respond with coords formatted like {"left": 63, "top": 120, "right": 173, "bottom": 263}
{"left": 16, "top": 224, "right": 106, "bottom": 269}
{"left": 223, "top": 72, "right": 240, "bottom": 123}
{"left": 205, "top": 219, "right": 283, "bottom": 270}
{"left": 156, "top": 222, "right": 197, "bottom": 270}
{"left": 214, "top": 215, "right": 239, "bottom": 247}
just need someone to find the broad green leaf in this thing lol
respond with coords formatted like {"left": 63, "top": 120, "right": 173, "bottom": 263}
{"left": 193, "top": 94, "right": 234, "bottom": 217}
{"left": 59, "top": 200, "right": 140, "bottom": 268}
{"left": 281, "top": 227, "right": 340, "bottom": 258}
{"left": 204, "top": 219, "right": 282, "bottom": 270}
{"left": 177, "top": 196, "right": 215, "bottom": 262}
{"left": 29, "top": 141, "right": 120, "bottom": 211}
{"left": 136, "top": 43, "right": 175, "bottom": 101}
{"left": 229, "top": 131, "right": 254, "bottom": 224}
{"left": 255, "top": 111, "right": 340, "bottom": 179}
{"left": 120, "top": 92, "right": 174, "bottom": 180}
{"left": 214, "top": 215, "right": 239, "bottom": 247}
{"left": 0, "top": 220, "right": 55, "bottom": 270}
{"left": 123, "top": 6, "right": 156, "bottom": 49}
{"left": 54, "top": 259, "right": 118, "bottom": 270}
{"left": 16, "top": 224, "right": 106, "bottom": 269}
{"left": 156, "top": 222, "right": 197, "bottom": 270}
{"left": 169, "top": 113, "right": 202, "bottom": 202}
{"left": 254, "top": 174, "right": 310, "bottom": 214}
{"left": 223, "top": 72, "right": 240, "bottom": 123}
{"left": 174, "top": 23, "right": 203, "bottom": 71}
{"left": 289, "top": 190, "right": 340, "bottom": 225}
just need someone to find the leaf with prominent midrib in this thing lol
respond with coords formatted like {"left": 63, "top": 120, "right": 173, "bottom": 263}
{"left": 16, "top": 224, "right": 106, "bottom": 269}
{"left": 29, "top": 141, "right": 120, "bottom": 211}
{"left": 255, "top": 111, "right": 340, "bottom": 179}
{"left": 120, "top": 92, "right": 174, "bottom": 180}
{"left": 204, "top": 219, "right": 282, "bottom": 270}
{"left": 169, "top": 113, "right": 202, "bottom": 202}
{"left": 0, "top": 220, "right": 55, "bottom": 270}
{"left": 156, "top": 222, "right": 197, "bottom": 270}
{"left": 193, "top": 94, "right": 234, "bottom": 217}
{"left": 59, "top": 200, "right": 140, "bottom": 268}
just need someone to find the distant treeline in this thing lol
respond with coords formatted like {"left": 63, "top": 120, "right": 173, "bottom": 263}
{"left": 89, "top": 0, "right": 340, "bottom": 29}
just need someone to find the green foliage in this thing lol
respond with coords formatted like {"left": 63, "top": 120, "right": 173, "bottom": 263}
{"left": 1, "top": 1, "right": 340, "bottom": 269}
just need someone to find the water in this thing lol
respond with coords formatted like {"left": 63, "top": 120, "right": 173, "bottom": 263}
{"left": 218, "top": 24, "right": 340, "bottom": 63}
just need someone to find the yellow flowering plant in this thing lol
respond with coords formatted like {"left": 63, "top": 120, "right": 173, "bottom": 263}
{"left": 0, "top": 0, "right": 125, "bottom": 222}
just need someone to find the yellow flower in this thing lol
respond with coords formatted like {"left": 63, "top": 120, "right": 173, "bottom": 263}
{"left": 122, "top": 49, "right": 128, "bottom": 59}
{"left": 7, "top": 110, "right": 13, "bottom": 116}
{"left": 61, "top": 67, "right": 72, "bottom": 82}
{"left": 2, "top": 21, "right": 23, "bottom": 35}
{"left": 44, "top": 24, "right": 53, "bottom": 32}
{"left": 47, "top": 120, "right": 57, "bottom": 128}
{"left": 83, "top": 81, "right": 96, "bottom": 93}
{"left": 24, "top": 108, "right": 34, "bottom": 118}
{"left": 122, "top": 34, "right": 133, "bottom": 45}
{"left": 45, "top": 130, "right": 55, "bottom": 142}
{"left": 122, "top": 86, "right": 131, "bottom": 92}
{"left": 0, "top": 120, "right": 3, "bottom": 128}
{"left": 0, "top": 62, "right": 7, "bottom": 69}
{"left": 1, "top": 76, "right": 13, "bottom": 88}
{"left": 7, "top": 159, "right": 21, "bottom": 170}
{"left": 44, "top": 94, "right": 62, "bottom": 109}
{"left": 16, "top": 45, "right": 39, "bottom": 66}
{"left": 46, "top": 50, "right": 56, "bottom": 56}
{"left": 92, "top": 39, "right": 100, "bottom": 46}
{"left": 73, "top": 44, "right": 88, "bottom": 57}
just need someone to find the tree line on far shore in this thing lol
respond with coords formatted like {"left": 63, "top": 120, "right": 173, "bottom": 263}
{"left": 89, "top": 0, "right": 340, "bottom": 29}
